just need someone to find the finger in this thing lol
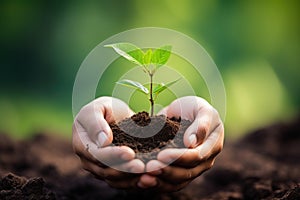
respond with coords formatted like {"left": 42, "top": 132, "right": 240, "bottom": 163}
{"left": 137, "top": 160, "right": 164, "bottom": 189}
{"left": 157, "top": 123, "right": 223, "bottom": 167}
{"left": 112, "top": 159, "right": 145, "bottom": 174}
{"left": 196, "top": 123, "right": 224, "bottom": 160}
{"left": 183, "top": 117, "right": 207, "bottom": 148}
{"left": 145, "top": 160, "right": 166, "bottom": 175}
{"left": 137, "top": 174, "right": 158, "bottom": 188}
{"left": 131, "top": 158, "right": 215, "bottom": 190}
{"left": 96, "top": 159, "right": 144, "bottom": 180}
{"left": 81, "top": 158, "right": 143, "bottom": 181}
{"left": 88, "top": 145, "right": 136, "bottom": 166}
{"left": 155, "top": 158, "right": 214, "bottom": 184}
{"left": 183, "top": 107, "right": 220, "bottom": 148}
{"left": 157, "top": 148, "right": 201, "bottom": 168}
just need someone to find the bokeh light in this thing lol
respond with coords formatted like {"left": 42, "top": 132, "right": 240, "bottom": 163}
{"left": 1, "top": 1, "right": 299, "bottom": 138}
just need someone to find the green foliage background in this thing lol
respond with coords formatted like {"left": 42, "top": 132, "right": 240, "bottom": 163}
{"left": 0, "top": 0, "right": 299, "bottom": 138}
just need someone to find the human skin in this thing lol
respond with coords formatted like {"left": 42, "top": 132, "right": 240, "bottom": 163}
{"left": 72, "top": 96, "right": 224, "bottom": 191}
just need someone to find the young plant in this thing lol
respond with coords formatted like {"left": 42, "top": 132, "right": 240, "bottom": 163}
{"left": 105, "top": 42, "right": 179, "bottom": 116}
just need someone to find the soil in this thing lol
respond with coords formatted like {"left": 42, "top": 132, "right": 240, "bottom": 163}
{"left": 0, "top": 115, "right": 300, "bottom": 199}
{"left": 110, "top": 111, "right": 192, "bottom": 162}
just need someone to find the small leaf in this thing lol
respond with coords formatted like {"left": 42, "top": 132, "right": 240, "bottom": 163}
{"left": 152, "top": 78, "right": 180, "bottom": 95}
{"left": 151, "top": 45, "right": 172, "bottom": 67}
{"left": 143, "top": 49, "right": 152, "bottom": 65}
{"left": 104, "top": 43, "right": 144, "bottom": 65}
{"left": 116, "top": 79, "right": 149, "bottom": 94}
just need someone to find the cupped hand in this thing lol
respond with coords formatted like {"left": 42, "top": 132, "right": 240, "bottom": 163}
{"left": 72, "top": 97, "right": 145, "bottom": 189}
{"left": 138, "top": 96, "right": 224, "bottom": 192}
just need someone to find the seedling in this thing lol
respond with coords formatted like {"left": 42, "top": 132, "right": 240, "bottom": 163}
{"left": 105, "top": 42, "right": 179, "bottom": 116}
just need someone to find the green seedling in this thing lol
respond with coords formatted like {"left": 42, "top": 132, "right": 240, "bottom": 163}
{"left": 105, "top": 42, "right": 180, "bottom": 116}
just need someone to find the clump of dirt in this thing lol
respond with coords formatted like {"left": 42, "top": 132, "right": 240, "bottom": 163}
{"left": 110, "top": 111, "right": 192, "bottom": 162}
{"left": 0, "top": 173, "right": 55, "bottom": 200}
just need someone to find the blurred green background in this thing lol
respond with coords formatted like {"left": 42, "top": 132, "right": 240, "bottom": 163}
{"left": 0, "top": 0, "right": 299, "bottom": 139}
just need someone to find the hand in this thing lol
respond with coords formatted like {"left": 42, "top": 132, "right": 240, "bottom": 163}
{"left": 72, "top": 97, "right": 145, "bottom": 189}
{"left": 138, "top": 96, "right": 224, "bottom": 192}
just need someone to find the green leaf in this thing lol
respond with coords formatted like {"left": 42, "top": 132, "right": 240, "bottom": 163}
{"left": 152, "top": 78, "right": 180, "bottom": 95}
{"left": 143, "top": 49, "right": 152, "bottom": 65}
{"left": 116, "top": 79, "right": 149, "bottom": 94}
{"left": 151, "top": 45, "right": 172, "bottom": 67}
{"left": 104, "top": 43, "right": 144, "bottom": 65}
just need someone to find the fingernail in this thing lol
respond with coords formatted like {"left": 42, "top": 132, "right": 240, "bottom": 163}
{"left": 189, "top": 134, "right": 197, "bottom": 147}
{"left": 97, "top": 131, "right": 108, "bottom": 147}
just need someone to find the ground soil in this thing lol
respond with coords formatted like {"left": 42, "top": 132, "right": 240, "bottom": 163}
{"left": 0, "top": 115, "right": 299, "bottom": 199}
{"left": 110, "top": 111, "right": 192, "bottom": 162}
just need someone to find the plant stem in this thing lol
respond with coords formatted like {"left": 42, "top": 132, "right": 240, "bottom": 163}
{"left": 149, "top": 74, "right": 154, "bottom": 116}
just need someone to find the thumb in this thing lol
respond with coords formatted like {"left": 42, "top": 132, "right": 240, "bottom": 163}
{"left": 86, "top": 114, "right": 113, "bottom": 148}
{"left": 183, "top": 118, "right": 207, "bottom": 148}
{"left": 95, "top": 116, "right": 113, "bottom": 147}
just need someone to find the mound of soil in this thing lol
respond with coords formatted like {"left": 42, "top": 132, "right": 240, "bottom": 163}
{"left": 110, "top": 111, "right": 192, "bottom": 162}
{"left": 0, "top": 173, "right": 55, "bottom": 199}
{"left": 0, "top": 115, "right": 299, "bottom": 199}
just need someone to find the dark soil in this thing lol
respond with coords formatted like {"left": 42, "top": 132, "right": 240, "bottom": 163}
{"left": 0, "top": 115, "right": 300, "bottom": 199}
{"left": 0, "top": 173, "right": 55, "bottom": 199}
{"left": 110, "top": 111, "right": 192, "bottom": 162}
